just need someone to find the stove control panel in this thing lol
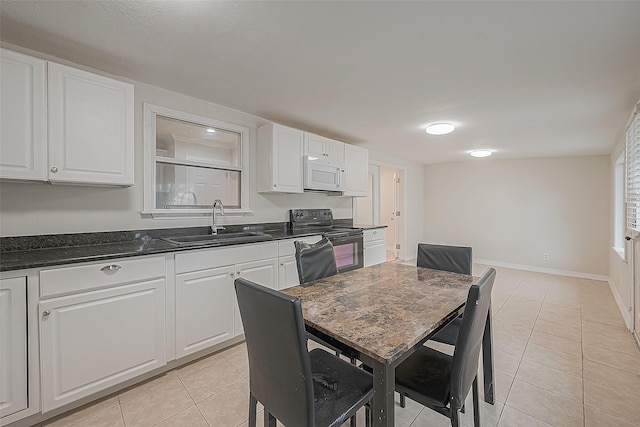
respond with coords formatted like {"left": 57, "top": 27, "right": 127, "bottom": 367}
{"left": 289, "top": 208, "right": 333, "bottom": 228}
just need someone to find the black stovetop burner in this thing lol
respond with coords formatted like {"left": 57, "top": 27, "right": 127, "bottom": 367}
{"left": 289, "top": 209, "right": 363, "bottom": 238}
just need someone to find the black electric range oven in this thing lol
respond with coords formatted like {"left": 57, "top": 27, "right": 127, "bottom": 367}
{"left": 289, "top": 209, "right": 364, "bottom": 273}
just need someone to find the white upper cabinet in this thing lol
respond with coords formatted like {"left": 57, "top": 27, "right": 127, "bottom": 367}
{"left": 0, "top": 49, "right": 134, "bottom": 186}
{"left": 257, "top": 123, "right": 304, "bottom": 193}
{"left": 303, "top": 132, "right": 344, "bottom": 163}
{"left": 0, "top": 49, "right": 47, "bottom": 181}
{"left": 343, "top": 143, "right": 369, "bottom": 196}
{"left": 48, "top": 63, "right": 134, "bottom": 186}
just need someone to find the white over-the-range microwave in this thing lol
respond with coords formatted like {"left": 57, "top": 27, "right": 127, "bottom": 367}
{"left": 303, "top": 155, "right": 347, "bottom": 192}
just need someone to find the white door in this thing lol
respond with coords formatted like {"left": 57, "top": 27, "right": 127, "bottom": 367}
{"left": 0, "top": 49, "right": 47, "bottom": 181}
{"left": 39, "top": 280, "right": 166, "bottom": 412}
{"left": 175, "top": 266, "right": 235, "bottom": 358}
{"left": 233, "top": 258, "right": 278, "bottom": 336}
{"left": 0, "top": 277, "right": 28, "bottom": 419}
{"left": 48, "top": 62, "right": 134, "bottom": 186}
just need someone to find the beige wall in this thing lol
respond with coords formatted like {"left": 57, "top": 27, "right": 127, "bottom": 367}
{"left": 424, "top": 156, "right": 610, "bottom": 277}
{"left": 0, "top": 48, "right": 354, "bottom": 236}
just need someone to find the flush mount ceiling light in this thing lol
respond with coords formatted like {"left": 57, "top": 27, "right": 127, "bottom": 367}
{"left": 470, "top": 149, "right": 493, "bottom": 158}
{"left": 425, "top": 122, "right": 455, "bottom": 135}
{"left": 206, "top": 128, "right": 216, "bottom": 133}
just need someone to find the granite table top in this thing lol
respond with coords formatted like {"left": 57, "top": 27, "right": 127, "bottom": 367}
{"left": 282, "top": 262, "right": 475, "bottom": 364}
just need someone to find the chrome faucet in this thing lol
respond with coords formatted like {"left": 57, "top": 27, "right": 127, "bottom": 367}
{"left": 211, "top": 199, "right": 225, "bottom": 234}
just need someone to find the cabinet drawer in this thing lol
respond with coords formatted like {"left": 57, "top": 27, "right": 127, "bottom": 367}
{"left": 176, "top": 242, "right": 278, "bottom": 274}
{"left": 364, "top": 228, "right": 386, "bottom": 245}
{"left": 277, "top": 235, "right": 322, "bottom": 257}
{"left": 40, "top": 255, "right": 166, "bottom": 298}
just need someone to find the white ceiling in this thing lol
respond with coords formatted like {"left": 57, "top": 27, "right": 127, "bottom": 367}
{"left": 2, "top": 1, "right": 640, "bottom": 164}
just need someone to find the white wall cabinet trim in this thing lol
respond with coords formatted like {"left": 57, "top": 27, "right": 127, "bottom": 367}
{"left": 0, "top": 49, "right": 47, "bottom": 181}
{"left": 257, "top": 123, "right": 304, "bottom": 193}
{"left": 48, "top": 62, "right": 134, "bottom": 186}
{"left": 0, "top": 277, "right": 28, "bottom": 420}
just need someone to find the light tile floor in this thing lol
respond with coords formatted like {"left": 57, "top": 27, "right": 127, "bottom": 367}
{"left": 39, "top": 264, "right": 640, "bottom": 427}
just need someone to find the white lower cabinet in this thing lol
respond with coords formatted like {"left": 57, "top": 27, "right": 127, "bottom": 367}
{"left": 175, "top": 266, "right": 235, "bottom": 359}
{"left": 0, "top": 277, "right": 28, "bottom": 420}
{"left": 39, "top": 257, "right": 166, "bottom": 412}
{"left": 233, "top": 259, "right": 278, "bottom": 336}
{"left": 278, "top": 255, "right": 299, "bottom": 290}
{"left": 364, "top": 228, "right": 387, "bottom": 267}
{"left": 174, "top": 242, "right": 279, "bottom": 353}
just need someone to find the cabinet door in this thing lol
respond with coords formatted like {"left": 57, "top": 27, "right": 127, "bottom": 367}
{"left": 258, "top": 123, "right": 303, "bottom": 193}
{"left": 303, "top": 133, "right": 326, "bottom": 158}
{"left": 175, "top": 266, "right": 235, "bottom": 358}
{"left": 0, "top": 49, "right": 47, "bottom": 181}
{"left": 324, "top": 138, "right": 345, "bottom": 163}
{"left": 39, "top": 279, "right": 166, "bottom": 412}
{"left": 278, "top": 255, "right": 300, "bottom": 290}
{"left": 364, "top": 241, "right": 387, "bottom": 267}
{"left": 344, "top": 144, "right": 369, "bottom": 196}
{"left": 234, "top": 258, "right": 278, "bottom": 336}
{"left": 0, "top": 277, "right": 28, "bottom": 419}
{"left": 48, "top": 63, "right": 134, "bottom": 186}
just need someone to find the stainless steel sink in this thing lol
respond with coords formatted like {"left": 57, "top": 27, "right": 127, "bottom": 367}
{"left": 162, "top": 232, "right": 272, "bottom": 246}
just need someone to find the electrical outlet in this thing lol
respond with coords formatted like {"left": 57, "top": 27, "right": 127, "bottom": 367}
{"left": 543, "top": 253, "right": 549, "bottom": 260}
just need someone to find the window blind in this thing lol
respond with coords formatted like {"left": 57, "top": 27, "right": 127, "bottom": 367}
{"left": 626, "top": 103, "right": 640, "bottom": 231}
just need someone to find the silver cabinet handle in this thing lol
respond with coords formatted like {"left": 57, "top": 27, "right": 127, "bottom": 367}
{"left": 229, "top": 272, "right": 234, "bottom": 277}
{"left": 373, "top": 231, "right": 377, "bottom": 235}
{"left": 50, "top": 167, "right": 58, "bottom": 173}
{"left": 100, "top": 264, "right": 122, "bottom": 273}
{"left": 42, "top": 310, "right": 51, "bottom": 318}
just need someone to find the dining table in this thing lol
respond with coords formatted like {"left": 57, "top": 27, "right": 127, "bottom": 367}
{"left": 282, "top": 262, "right": 494, "bottom": 427}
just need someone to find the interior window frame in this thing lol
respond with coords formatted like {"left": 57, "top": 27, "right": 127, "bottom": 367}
{"left": 142, "top": 103, "right": 251, "bottom": 218}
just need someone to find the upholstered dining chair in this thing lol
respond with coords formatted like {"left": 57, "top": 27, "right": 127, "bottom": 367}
{"left": 294, "top": 237, "right": 360, "bottom": 369}
{"left": 416, "top": 243, "right": 473, "bottom": 346}
{"left": 294, "top": 237, "right": 338, "bottom": 284}
{"left": 235, "top": 277, "right": 373, "bottom": 427}
{"left": 394, "top": 267, "right": 496, "bottom": 427}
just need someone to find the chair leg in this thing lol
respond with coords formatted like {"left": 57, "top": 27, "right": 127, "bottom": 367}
{"left": 472, "top": 375, "right": 481, "bottom": 427}
{"left": 248, "top": 393, "right": 257, "bottom": 427}
{"left": 365, "top": 405, "right": 370, "bottom": 427}
{"left": 451, "top": 409, "right": 460, "bottom": 427}
{"left": 264, "top": 410, "right": 276, "bottom": 427}
{"left": 399, "top": 392, "right": 406, "bottom": 408}
{"left": 350, "top": 414, "right": 357, "bottom": 427}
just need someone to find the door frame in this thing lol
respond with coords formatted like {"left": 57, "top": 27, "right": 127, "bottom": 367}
{"left": 354, "top": 160, "right": 406, "bottom": 261}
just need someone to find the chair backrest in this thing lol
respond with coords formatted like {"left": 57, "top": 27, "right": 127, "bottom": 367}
{"left": 449, "top": 267, "right": 496, "bottom": 411}
{"left": 416, "top": 243, "right": 472, "bottom": 275}
{"left": 294, "top": 237, "right": 338, "bottom": 283}
{"left": 234, "top": 277, "right": 315, "bottom": 426}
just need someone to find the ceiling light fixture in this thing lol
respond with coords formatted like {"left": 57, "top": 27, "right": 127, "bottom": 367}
{"left": 470, "top": 149, "right": 492, "bottom": 158}
{"left": 425, "top": 122, "right": 455, "bottom": 135}
{"left": 206, "top": 128, "right": 216, "bottom": 133}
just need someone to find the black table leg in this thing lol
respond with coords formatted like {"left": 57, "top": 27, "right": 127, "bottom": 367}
{"left": 368, "top": 358, "right": 395, "bottom": 427}
{"left": 482, "top": 304, "right": 495, "bottom": 404}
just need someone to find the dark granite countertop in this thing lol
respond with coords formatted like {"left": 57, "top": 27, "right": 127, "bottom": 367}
{"left": 0, "top": 223, "right": 330, "bottom": 272}
{"left": 353, "top": 224, "right": 387, "bottom": 230}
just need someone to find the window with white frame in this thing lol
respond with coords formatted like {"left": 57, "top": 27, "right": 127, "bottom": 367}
{"left": 143, "top": 104, "right": 250, "bottom": 217}
{"left": 625, "top": 103, "right": 640, "bottom": 233}
{"left": 614, "top": 152, "right": 625, "bottom": 259}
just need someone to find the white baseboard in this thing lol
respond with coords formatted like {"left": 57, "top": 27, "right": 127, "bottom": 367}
{"left": 474, "top": 258, "right": 609, "bottom": 282}
{"left": 607, "top": 278, "right": 633, "bottom": 330}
